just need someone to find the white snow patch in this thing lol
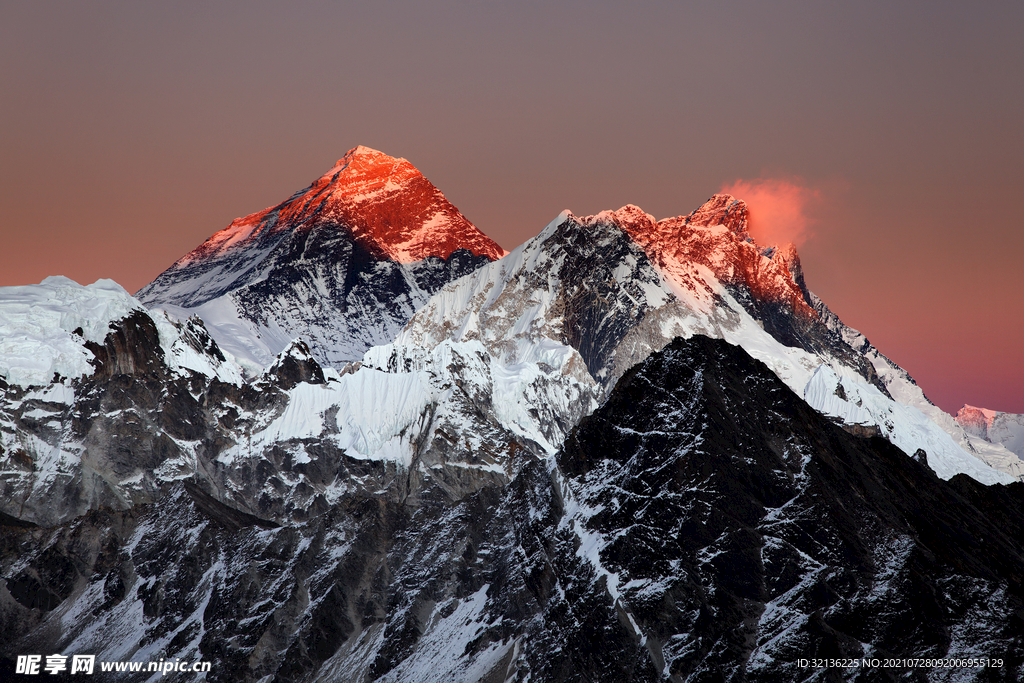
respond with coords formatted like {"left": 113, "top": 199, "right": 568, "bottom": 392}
{"left": 804, "top": 366, "right": 1013, "bottom": 485}
{"left": 0, "top": 277, "right": 141, "bottom": 387}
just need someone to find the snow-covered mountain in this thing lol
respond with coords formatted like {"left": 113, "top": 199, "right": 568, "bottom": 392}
{"left": 0, "top": 277, "right": 242, "bottom": 526}
{"left": 955, "top": 405, "right": 1024, "bottom": 479}
{"left": 9, "top": 189, "right": 1009, "bottom": 532}
{"left": 4, "top": 152, "right": 1024, "bottom": 681}
{"left": 399, "top": 199, "right": 1019, "bottom": 484}
{"left": 0, "top": 277, "right": 594, "bottom": 528}
{"left": 807, "top": 296, "right": 1024, "bottom": 482}
{"left": 137, "top": 146, "right": 506, "bottom": 370}
{"left": 136, "top": 147, "right": 1019, "bottom": 484}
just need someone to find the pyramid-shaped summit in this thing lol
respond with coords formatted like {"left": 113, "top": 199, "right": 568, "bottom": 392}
{"left": 315, "top": 146, "right": 506, "bottom": 262}
{"left": 136, "top": 146, "right": 506, "bottom": 369}
{"left": 196, "top": 145, "right": 507, "bottom": 265}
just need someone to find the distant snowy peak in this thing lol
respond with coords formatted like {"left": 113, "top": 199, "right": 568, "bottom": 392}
{"left": 956, "top": 405, "right": 1000, "bottom": 436}
{"left": 956, "top": 405, "right": 1024, "bottom": 459}
{"left": 179, "top": 145, "right": 504, "bottom": 266}
{"left": 0, "top": 277, "right": 143, "bottom": 387}
{"left": 589, "top": 197, "right": 815, "bottom": 318}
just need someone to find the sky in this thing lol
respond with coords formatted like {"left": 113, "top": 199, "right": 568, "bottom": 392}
{"left": 1, "top": 0, "right": 1021, "bottom": 414}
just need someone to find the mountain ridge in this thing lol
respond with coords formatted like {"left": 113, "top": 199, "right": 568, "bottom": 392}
{"left": 3, "top": 334, "right": 1022, "bottom": 681}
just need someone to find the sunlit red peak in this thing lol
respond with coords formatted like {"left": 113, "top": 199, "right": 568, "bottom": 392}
{"left": 336, "top": 144, "right": 390, "bottom": 165}
{"left": 956, "top": 405, "right": 998, "bottom": 430}
{"left": 683, "top": 194, "right": 750, "bottom": 239}
{"left": 771, "top": 242, "right": 805, "bottom": 282}
{"left": 178, "top": 146, "right": 506, "bottom": 266}
{"left": 588, "top": 205, "right": 656, "bottom": 231}
{"left": 318, "top": 145, "right": 419, "bottom": 189}
{"left": 602, "top": 199, "right": 814, "bottom": 318}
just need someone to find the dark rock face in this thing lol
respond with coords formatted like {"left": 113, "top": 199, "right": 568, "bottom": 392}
{"left": 222, "top": 223, "right": 494, "bottom": 364}
{"left": 557, "top": 337, "right": 1024, "bottom": 680}
{"left": 3, "top": 336, "right": 1022, "bottom": 682}
{"left": 262, "top": 340, "right": 326, "bottom": 390}
{"left": 724, "top": 282, "right": 886, "bottom": 394}
{"left": 81, "top": 310, "right": 167, "bottom": 380}
{"left": 545, "top": 220, "right": 665, "bottom": 386}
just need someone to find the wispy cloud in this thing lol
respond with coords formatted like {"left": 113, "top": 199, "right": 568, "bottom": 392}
{"left": 720, "top": 178, "right": 820, "bottom": 247}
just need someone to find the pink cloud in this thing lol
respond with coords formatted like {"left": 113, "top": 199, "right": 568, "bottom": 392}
{"left": 720, "top": 178, "right": 820, "bottom": 247}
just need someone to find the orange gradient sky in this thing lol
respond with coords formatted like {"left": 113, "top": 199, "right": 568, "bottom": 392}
{"left": 1, "top": 1, "right": 1021, "bottom": 414}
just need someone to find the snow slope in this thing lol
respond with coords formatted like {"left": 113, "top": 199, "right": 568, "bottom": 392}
{"left": 190, "top": 336, "right": 598, "bottom": 517}
{"left": 0, "top": 277, "right": 142, "bottom": 387}
{"left": 803, "top": 366, "right": 1011, "bottom": 484}
{"left": 0, "top": 277, "right": 246, "bottom": 525}
{"left": 813, "top": 294, "right": 1024, "bottom": 481}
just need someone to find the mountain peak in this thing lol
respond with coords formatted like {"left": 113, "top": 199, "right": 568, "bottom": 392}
{"left": 321, "top": 145, "right": 416, "bottom": 187}
{"left": 341, "top": 144, "right": 387, "bottom": 161}
{"left": 329, "top": 144, "right": 407, "bottom": 170}
{"left": 956, "top": 404, "right": 998, "bottom": 433}
{"left": 599, "top": 198, "right": 813, "bottom": 317}
{"left": 684, "top": 193, "right": 750, "bottom": 239}
{"left": 172, "top": 146, "right": 506, "bottom": 268}
{"left": 320, "top": 146, "right": 508, "bottom": 262}
{"left": 135, "top": 148, "right": 509, "bottom": 364}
